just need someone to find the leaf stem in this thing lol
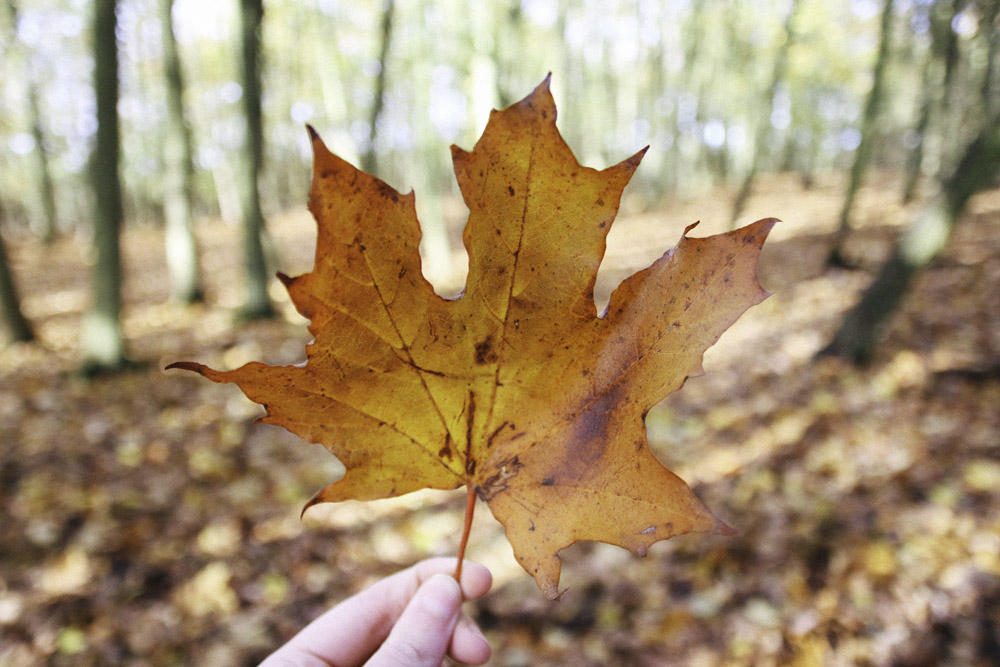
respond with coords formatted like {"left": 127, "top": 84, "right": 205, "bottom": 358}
{"left": 454, "top": 484, "right": 476, "bottom": 584}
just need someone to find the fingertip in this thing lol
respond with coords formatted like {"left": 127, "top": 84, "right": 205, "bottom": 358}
{"left": 368, "top": 574, "right": 462, "bottom": 666}
{"left": 457, "top": 561, "right": 493, "bottom": 600}
{"left": 412, "top": 558, "right": 492, "bottom": 601}
{"left": 449, "top": 616, "right": 492, "bottom": 665}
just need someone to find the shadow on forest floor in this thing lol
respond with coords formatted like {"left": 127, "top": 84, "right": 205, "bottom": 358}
{"left": 1, "top": 172, "right": 998, "bottom": 666}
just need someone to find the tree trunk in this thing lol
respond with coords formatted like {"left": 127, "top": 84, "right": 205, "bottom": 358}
{"left": 982, "top": 0, "right": 999, "bottom": 116}
{"left": 26, "top": 78, "right": 58, "bottom": 243}
{"left": 902, "top": 0, "right": 962, "bottom": 203}
{"left": 901, "top": 50, "right": 935, "bottom": 204}
{"left": 820, "top": 114, "right": 1000, "bottom": 363}
{"left": 0, "top": 224, "right": 34, "bottom": 344}
{"left": 360, "top": 0, "right": 394, "bottom": 176}
{"left": 492, "top": 0, "right": 523, "bottom": 109}
{"left": 81, "top": 0, "right": 128, "bottom": 372}
{"left": 237, "top": 0, "right": 273, "bottom": 319}
{"left": 730, "top": 0, "right": 802, "bottom": 227}
{"left": 676, "top": 1, "right": 708, "bottom": 193}
{"left": 4, "top": 0, "right": 59, "bottom": 243}
{"left": 828, "top": 0, "right": 895, "bottom": 266}
{"left": 159, "top": 0, "right": 203, "bottom": 304}
{"left": 312, "top": 13, "right": 359, "bottom": 167}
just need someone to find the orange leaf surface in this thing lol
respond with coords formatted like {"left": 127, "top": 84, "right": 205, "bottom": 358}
{"left": 169, "top": 77, "right": 776, "bottom": 598}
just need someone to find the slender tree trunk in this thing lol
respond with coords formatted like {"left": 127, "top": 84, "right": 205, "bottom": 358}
{"left": 360, "top": 0, "right": 394, "bottom": 176}
{"left": 26, "top": 78, "right": 58, "bottom": 242}
{"left": 492, "top": 0, "right": 523, "bottom": 109}
{"left": 982, "top": 0, "right": 999, "bottom": 116}
{"left": 312, "top": 13, "right": 359, "bottom": 166}
{"left": 676, "top": 1, "right": 707, "bottom": 193}
{"left": 731, "top": 0, "right": 802, "bottom": 227}
{"left": 820, "top": 114, "right": 1000, "bottom": 363}
{"left": 0, "top": 222, "right": 34, "bottom": 344}
{"left": 901, "top": 51, "right": 935, "bottom": 203}
{"left": 935, "top": 0, "right": 964, "bottom": 160}
{"left": 828, "top": 0, "right": 895, "bottom": 266}
{"left": 159, "top": 0, "right": 202, "bottom": 304}
{"left": 81, "top": 0, "right": 128, "bottom": 372}
{"left": 902, "top": 0, "right": 962, "bottom": 203}
{"left": 237, "top": 0, "right": 273, "bottom": 318}
{"left": 4, "top": 0, "right": 59, "bottom": 243}
{"left": 642, "top": 7, "right": 671, "bottom": 199}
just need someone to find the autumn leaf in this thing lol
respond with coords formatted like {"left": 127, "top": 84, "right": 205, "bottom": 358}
{"left": 169, "top": 76, "right": 776, "bottom": 599}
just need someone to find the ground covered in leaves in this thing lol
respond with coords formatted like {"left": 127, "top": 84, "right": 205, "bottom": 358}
{"left": 1, "top": 172, "right": 999, "bottom": 666}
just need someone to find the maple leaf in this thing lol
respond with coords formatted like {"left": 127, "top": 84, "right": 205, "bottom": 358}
{"left": 169, "top": 76, "right": 776, "bottom": 599}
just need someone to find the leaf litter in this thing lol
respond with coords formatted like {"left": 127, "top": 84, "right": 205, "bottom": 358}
{"left": 1, "top": 109, "right": 999, "bottom": 665}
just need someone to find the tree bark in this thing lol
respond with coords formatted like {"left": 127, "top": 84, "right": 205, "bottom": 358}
{"left": 828, "top": 0, "right": 896, "bottom": 266}
{"left": 902, "top": 0, "right": 962, "bottom": 203}
{"left": 4, "top": 0, "right": 59, "bottom": 243}
{"left": 820, "top": 114, "right": 1000, "bottom": 363}
{"left": 492, "top": 0, "right": 523, "bottom": 109}
{"left": 982, "top": 0, "right": 999, "bottom": 116}
{"left": 901, "top": 51, "right": 935, "bottom": 204}
{"left": 237, "top": 0, "right": 273, "bottom": 318}
{"left": 730, "top": 0, "right": 802, "bottom": 227}
{"left": 0, "top": 224, "right": 33, "bottom": 344}
{"left": 360, "top": 0, "right": 394, "bottom": 176}
{"left": 159, "top": 0, "right": 202, "bottom": 303}
{"left": 159, "top": 0, "right": 203, "bottom": 304}
{"left": 80, "top": 0, "right": 128, "bottom": 373}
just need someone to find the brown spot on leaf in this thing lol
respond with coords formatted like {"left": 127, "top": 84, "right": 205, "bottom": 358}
{"left": 487, "top": 421, "right": 510, "bottom": 449}
{"left": 464, "top": 391, "right": 476, "bottom": 475}
{"left": 439, "top": 442, "right": 453, "bottom": 460}
{"left": 475, "top": 336, "right": 499, "bottom": 364}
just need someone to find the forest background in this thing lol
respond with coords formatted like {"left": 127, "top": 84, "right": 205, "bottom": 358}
{"left": 1, "top": 0, "right": 999, "bottom": 665}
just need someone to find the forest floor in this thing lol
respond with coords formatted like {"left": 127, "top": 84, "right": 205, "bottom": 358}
{"left": 1, "top": 171, "right": 999, "bottom": 666}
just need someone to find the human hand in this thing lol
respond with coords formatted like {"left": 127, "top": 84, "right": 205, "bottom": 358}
{"left": 260, "top": 558, "right": 493, "bottom": 666}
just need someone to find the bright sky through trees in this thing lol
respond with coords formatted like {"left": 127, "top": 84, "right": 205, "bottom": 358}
{"left": 1, "top": 0, "right": 994, "bottom": 231}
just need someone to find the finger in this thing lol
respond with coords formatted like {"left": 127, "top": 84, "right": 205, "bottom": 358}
{"left": 366, "top": 573, "right": 462, "bottom": 667}
{"left": 268, "top": 558, "right": 492, "bottom": 665}
{"left": 260, "top": 559, "right": 492, "bottom": 666}
{"left": 447, "top": 612, "right": 492, "bottom": 665}
{"left": 414, "top": 558, "right": 493, "bottom": 602}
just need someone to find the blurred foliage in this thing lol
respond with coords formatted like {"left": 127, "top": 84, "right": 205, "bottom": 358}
{"left": 2, "top": 0, "right": 1000, "bottom": 665}
{"left": 1, "top": 0, "right": 996, "bottom": 234}
{"left": 1, "top": 173, "right": 998, "bottom": 664}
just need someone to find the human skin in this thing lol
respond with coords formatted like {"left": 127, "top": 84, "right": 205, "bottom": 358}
{"left": 259, "top": 558, "right": 493, "bottom": 666}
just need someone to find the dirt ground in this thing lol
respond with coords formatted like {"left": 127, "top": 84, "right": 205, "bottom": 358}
{"left": 1, "top": 171, "right": 999, "bottom": 666}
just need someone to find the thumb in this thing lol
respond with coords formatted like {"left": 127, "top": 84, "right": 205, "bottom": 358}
{"left": 366, "top": 574, "right": 462, "bottom": 667}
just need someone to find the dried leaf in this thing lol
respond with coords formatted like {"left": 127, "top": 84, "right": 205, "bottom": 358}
{"left": 170, "top": 77, "right": 776, "bottom": 598}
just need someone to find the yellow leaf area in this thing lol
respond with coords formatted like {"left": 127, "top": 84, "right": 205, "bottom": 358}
{"left": 170, "top": 78, "right": 777, "bottom": 598}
